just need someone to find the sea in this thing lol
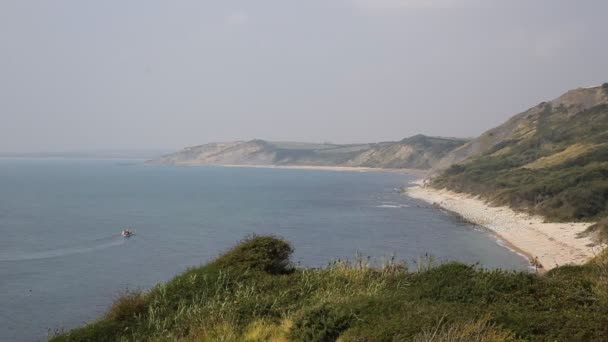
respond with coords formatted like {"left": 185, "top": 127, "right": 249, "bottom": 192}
{"left": 0, "top": 159, "right": 529, "bottom": 341}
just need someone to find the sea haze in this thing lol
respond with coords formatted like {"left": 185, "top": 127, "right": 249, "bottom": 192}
{"left": 0, "top": 159, "right": 529, "bottom": 341}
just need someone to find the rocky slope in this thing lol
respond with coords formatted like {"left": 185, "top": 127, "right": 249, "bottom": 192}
{"left": 149, "top": 135, "right": 468, "bottom": 170}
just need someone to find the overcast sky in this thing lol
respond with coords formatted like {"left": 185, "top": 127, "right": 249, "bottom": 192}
{"left": 1, "top": 0, "right": 607, "bottom": 152}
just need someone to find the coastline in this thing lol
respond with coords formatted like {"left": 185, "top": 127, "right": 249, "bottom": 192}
{"left": 216, "top": 164, "right": 429, "bottom": 176}
{"left": 405, "top": 182, "right": 603, "bottom": 270}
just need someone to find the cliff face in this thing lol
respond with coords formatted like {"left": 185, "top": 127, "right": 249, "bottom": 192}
{"left": 347, "top": 135, "right": 469, "bottom": 169}
{"left": 151, "top": 140, "right": 276, "bottom": 166}
{"left": 149, "top": 135, "right": 468, "bottom": 170}
{"left": 431, "top": 84, "right": 608, "bottom": 222}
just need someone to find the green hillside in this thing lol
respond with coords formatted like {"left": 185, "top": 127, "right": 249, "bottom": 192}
{"left": 432, "top": 85, "right": 608, "bottom": 232}
{"left": 52, "top": 236, "right": 608, "bottom": 341}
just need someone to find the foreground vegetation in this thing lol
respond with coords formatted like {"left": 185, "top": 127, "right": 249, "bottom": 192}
{"left": 53, "top": 235, "right": 608, "bottom": 341}
{"left": 432, "top": 87, "right": 608, "bottom": 236}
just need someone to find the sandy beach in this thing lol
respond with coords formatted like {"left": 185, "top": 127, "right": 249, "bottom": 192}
{"left": 406, "top": 182, "right": 603, "bottom": 270}
{"left": 218, "top": 164, "right": 429, "bottom": 176}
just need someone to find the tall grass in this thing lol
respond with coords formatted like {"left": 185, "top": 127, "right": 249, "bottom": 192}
{"left": 412, "top": 316, "right": 524, "bottom": 342}
{"left": 52, "top": 235, "right": 608, "bottom": 341}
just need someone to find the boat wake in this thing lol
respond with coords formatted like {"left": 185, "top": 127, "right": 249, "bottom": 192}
{"left": 0, "top": 235, "right": 126, "bottom": 262}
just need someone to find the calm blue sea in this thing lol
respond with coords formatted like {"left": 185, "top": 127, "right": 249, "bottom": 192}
{"left": 0, "top": 159, "right": 529, "bottom": 341}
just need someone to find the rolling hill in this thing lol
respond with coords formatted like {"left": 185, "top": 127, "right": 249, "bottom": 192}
{"left": 149, "top": 135, "right": 468, "bottom": 170}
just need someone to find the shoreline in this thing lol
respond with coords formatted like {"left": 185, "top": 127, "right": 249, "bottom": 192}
{"left": 432, "top": 203, "right": 539, "bottom": 268}
{"left": 405, "top": 183, "right": 603, "bottom": 270}
{"left": 215, "top": 164, "right": 429, "bottom": 176}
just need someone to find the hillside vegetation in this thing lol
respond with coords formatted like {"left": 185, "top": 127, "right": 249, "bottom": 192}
{"left": 53, "top": 236, "right": 608, "bottom": 341}
{"left": 432, "top": 85, "right": 608, "bottom": 230}
{"left": 149, "top": 135, "right": 467, "bottom": 170}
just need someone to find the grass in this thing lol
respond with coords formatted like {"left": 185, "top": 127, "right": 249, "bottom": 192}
{"left": 432, "top": 101, "right": 608, "bottom": 223}
{"left": 522, "top": 143, "right": 604, "bottom": 170}
{"left": 583, "top": 217, "right": 608, "bottom": 244}
{"left": 411, "top": 316, "right": 524, "bottom": 342}
{"left": 51, "top": 235, "right": 608, "bottom": 341}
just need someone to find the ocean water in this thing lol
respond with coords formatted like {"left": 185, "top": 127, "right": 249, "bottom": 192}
{"left": 0, "top": 159, "right": 529, "bottom": 341}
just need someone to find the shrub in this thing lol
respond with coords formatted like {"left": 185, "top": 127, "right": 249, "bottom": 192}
{"left": 104, "top": 290, "right": 148, "bottom": 322}
{"left": 214, "top": 235, "right": 294, "bottom": 274}
{"left": 290, "top": 304, "right": 355, "bottom": 342}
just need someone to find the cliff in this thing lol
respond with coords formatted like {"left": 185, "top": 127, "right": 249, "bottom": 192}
{"left": 149, "top": 135, "right": 468, "bottom": 170}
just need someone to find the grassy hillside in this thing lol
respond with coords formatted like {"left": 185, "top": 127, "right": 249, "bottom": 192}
{"left": 431, "top": 85, "right": 608, "bottom": 230}
{"left": 52, "top": 236, "right": 608, "bottom": 341}
{"left": 149, "top": 135, "right": 468, "bottom": 170}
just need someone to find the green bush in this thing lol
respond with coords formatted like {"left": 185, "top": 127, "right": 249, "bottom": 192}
{"left": 290, "top": 304, "right": 355, "bottom": 342}
{"left": 104, "top": 290, "right": 148, "bottom": 322}
{"left": 214, "top": 234, "right": 294, "bottom": 274}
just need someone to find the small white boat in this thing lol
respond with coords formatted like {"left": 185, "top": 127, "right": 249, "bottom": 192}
{"left": 121, "top": 229, "right": 133, "bottom": 238}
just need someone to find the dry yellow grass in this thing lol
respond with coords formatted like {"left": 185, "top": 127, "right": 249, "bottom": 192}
{"left": 412, "top": 317, "right": 524, "bottom": 342}
{"left": 242, "top": 319, "right": 292, "bottom": 342}
{"left": 523, "top": 143, "right": 603, "bottom": 169}
{"left": 183, "top": 319, "right": 292, "bottom": 342}
{"left": 184, "top": 322, "right": 240, "bottom": 342}
{"left": 489, "top": 146, "right": 512, "bottom": 157}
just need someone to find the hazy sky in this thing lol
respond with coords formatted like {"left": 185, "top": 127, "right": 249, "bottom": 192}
{"left": 1, "top": 0, "right": 607, "bottom": 152}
